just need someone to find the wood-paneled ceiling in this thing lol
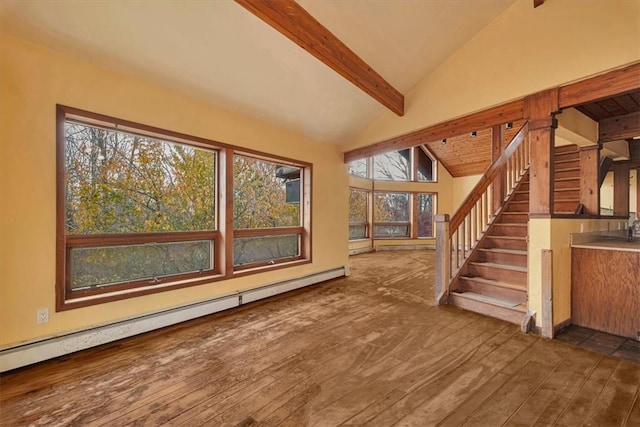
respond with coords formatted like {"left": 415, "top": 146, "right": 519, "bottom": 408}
{"left": 575, "top": 90, "right": 640, "bottom": 121}
{"left": 424, "top": 120, "right": 525, "bottom": 177}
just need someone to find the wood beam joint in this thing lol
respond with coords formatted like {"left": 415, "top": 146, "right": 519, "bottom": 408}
{"left": 534, "top": 0, "right": 545, "bottom": 8}
{"left": 599, "top": 111, "right": 640, "bottom": 143}
{"left": 235, "top": 0, "right": 404, "bottom": 116}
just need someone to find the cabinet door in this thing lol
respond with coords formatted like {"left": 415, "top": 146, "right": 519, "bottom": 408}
{"left": 571, "top": 248, "right": 640, "bottom": 339}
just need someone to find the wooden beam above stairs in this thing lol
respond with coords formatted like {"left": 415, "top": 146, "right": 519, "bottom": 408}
{"left": 235, "top": 0, "right": 405, "bottom": 116}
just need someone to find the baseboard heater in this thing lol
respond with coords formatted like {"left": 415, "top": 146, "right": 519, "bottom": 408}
{"left": 0, "top": 266, "right": 346, "bottom": 373}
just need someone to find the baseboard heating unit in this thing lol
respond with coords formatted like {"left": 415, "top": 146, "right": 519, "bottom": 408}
{"left": 0, "top": 266, "right": 346, "bottom": 372}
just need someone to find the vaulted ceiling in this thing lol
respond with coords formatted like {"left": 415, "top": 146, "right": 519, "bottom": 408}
{"left": 0, "top": 0, "right": 518, "bottom": 144}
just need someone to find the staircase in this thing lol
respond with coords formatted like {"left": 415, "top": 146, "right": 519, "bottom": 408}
{"left": 449, "top": 171, "right": 529, "bottom": 324}
{"left": 554, "top": 144, "right": 581, "bottom": 214}
{"left": 440, "top": 141, "right": 584, "bottom": 327}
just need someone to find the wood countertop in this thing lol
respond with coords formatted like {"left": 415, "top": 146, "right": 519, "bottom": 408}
{"left": 571, "top": 238, "right": 640, "bottom": 252}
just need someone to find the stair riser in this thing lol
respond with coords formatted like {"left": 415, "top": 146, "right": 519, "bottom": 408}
{"left": 476, "top": 251, "right": 527, "bottom": 268}
{"left": 483, "top": 237, "right": 527, "bottom": 251}
{"left": 457, "top": 278, "right": 527, "bottom": 304}
{"left": 554, "top": 144, "right": 579, "bottom": 154}
{"left": 449, "top": 294, "right": 525, "bottom": 325}
{"left": 499, "top": 213, "right": 528, "bottom": 223}
{"left": 519, "top": 182, "right": 529, "bottom": 191}
{"left": 468, "top": 264, "right": 527, "bottom": 286}
{"left": 512, "top": 192, "right": 529, "bottom": 202}
{"left": 554, "top": 200, "right": 579, "bottom": 213}
{"left": 554, "top": 152, "right": 579, "bottom": 162}
{"left": 555, "top": 189, "right": 580, "bottom": 200}
{"left": 555, "top": 159, "right": 580, "bottom": 169}
{"left": 555, "top": 169, "right": 580, "bottom": 180}
{"left": 555, "top": 179, "right": 580, "bottom": 189}
{"left": 505, "top": 202, "right": 529, "bottom": 212}
{"left": 490, "top": 225, "right": 527, "bottom": 237}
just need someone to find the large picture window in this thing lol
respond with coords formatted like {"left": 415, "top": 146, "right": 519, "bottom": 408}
{"left": 349, "top": 188, "right": 369, "bottom": 240}
{"left": 373, "top": 192, "right": 410, "bottom": 237}
{"left": 57, "top": 106, "right": 311, "bottom": 310}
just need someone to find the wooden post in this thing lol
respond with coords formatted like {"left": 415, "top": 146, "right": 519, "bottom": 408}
{"left": 526, "top": 89, "right": 559, "bottom": 215}
{"left": 613, "top": 161, "right": 630, "bottom": 216}
{"left": 637, "top": 167, "right": 640, "bottom": 218}
{"left": 541, "top": 249, "right": 554, "bottom": 338}
{"left": 579, "top": 145, "right": 600, "bottom": 215}
{"left": 491, "top": 124, "right": 505, "bottom": 214}
{"left": 435, "top": 214, "right": 450, "bottom": 306}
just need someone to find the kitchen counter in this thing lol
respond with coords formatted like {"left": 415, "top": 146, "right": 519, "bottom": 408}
{"left": 571, "top": 238, "right": 640, "bottom": 252}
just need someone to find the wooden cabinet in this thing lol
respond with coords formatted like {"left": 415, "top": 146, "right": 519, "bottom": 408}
{"left": 571, "top": 247, "right": 640, "bottom": 339}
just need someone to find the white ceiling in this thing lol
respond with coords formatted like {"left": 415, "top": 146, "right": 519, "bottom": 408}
{"left": 0, "top": 0, "right": 517, "bottom": 144}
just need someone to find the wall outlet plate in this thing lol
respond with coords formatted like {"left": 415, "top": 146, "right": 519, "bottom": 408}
{"left": 37, "top": 308, "right": 49, "bottom": 324}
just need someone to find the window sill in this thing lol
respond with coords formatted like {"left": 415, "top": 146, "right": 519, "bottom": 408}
{"left": 59, "top": 273, "right": 226, "bottom": 311}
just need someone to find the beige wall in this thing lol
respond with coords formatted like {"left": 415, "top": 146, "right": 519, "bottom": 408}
{"left": 0, "top": 34, "right": 349, "bottom": 348}
{"left": 345, "top": 0, "right": 640, "bottom": 151}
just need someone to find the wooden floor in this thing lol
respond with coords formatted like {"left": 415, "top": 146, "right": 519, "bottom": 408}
{"left": 1, "top": 251, "right": 639, "bottom": 426}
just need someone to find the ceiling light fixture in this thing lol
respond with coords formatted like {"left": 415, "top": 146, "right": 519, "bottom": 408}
{"left": 441, "top": 138, "right": 447, "bottom": 145}
{"left": 505, "top": 122, "right": 513, "bottom": 129}
{"left": 470, "top": 131, "right": 477, "bottom": 137}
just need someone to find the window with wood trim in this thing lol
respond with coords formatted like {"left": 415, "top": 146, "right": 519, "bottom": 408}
{"left": 56, "top": 106, "right": 311, "bottom": 310}
{"left": 417, "top": 193, "right": 436, "bottom": 238}
{"left": 373, "top": 149, "right": 411, "bottom": 181}
{"left": 233, "top": 155, "right": 307, "bottom": 269}
{"left": 373, "top": 192, "right": 410, "bottom": 238}
{"left": 348, "top": 188, "right": 369, "bottom": 240}
{"left": 348, "top": 158, "right": 368, "bottom": 178}
{"left": 415, "top": 146, "right": 436, "bottom": 182}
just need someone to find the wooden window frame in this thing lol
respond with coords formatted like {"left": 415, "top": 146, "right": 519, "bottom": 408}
{"left": 414, "top": 145, "right": 438, "bottom": 183}
{"left": 372, "top": 191, "right": 411, "bottom": 239}
{"left": 348, "top": 187, "right": 370, "bottom": 241}
{"left": 414, "top": 192, "right": 437, "bottom": 239}
{"left": 56, "top": 105, "right": 312, "bottom": 311}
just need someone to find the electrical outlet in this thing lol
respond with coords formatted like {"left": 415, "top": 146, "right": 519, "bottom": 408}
{"left": 37, "top": 308, "right": 49, "bottom": 324}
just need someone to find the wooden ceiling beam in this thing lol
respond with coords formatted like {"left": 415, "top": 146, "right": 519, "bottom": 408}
{"left": 343, "top": 99, "right": 525, "bottom": 162}
{"left": 600, "top": 111, "right": 640, "bottom": 142}
{"left": 559, "top": 62, "right": 640, "bottom": 109}
{"left": 235, "top": 0, "right": 404, "bottom": 116}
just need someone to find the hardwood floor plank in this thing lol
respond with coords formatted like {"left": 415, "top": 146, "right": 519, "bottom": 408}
{"left": 625, "top": 390, "right": 640, "bottom": 426}
{"left": 504, "top": 346, "right": 602, "bottom": 426}
{"left": 582, "top": 360, "right": 640, "bottom": 427}
{"left": 553, "top": 356, "right": 620, "bottom": 426}
{"left": 1, "top": 251, "right": 638, "bottom": 427}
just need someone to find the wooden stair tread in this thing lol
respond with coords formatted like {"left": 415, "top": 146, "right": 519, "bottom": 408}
{"left": 469, "top": 261, "right": 527, "bottom": 272}
{"left": 555, "top": 177, "right": 580, "bottom": 182}
{"left": 555, "top": 187, "right": 580, "bottom": 192}
{"left": 477, "top": 248, "right": 527, "bottom": 255}
{"left": 493, "top": 223, "right": 527, "bottom": 227}
{"left": 451, "top": 291, "right": 525, "bottom": 309}
{"left": 460, "top": 276, "right": 526, "bottom": 291}
{"left": 487, "top": 235, "right": 526, "bottom": 241}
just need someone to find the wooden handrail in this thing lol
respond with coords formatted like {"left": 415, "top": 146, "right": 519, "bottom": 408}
{"left": 449, "top": 123, "right": 529, "bottom": 235}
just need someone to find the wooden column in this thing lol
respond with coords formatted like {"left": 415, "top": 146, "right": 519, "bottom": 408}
{"left": 526, "top": 89, "right": 559, "bottom": 215}
{"left": 541, "top": 249, "right": 553, "bottom": 338}
{"left": 434, "top": 214, "right": 450, "bottom": 306}
{"left": 491, "top": 124, "right": 505, "bottom": 213}
{"left": 579, "top": 145, "right": 600, "bottom": 215}
{"left": 613, "top": 161, "right": 630, "bottom": 216}
{"left": 637, "top": 167, "right": 640, "bottom": 217}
